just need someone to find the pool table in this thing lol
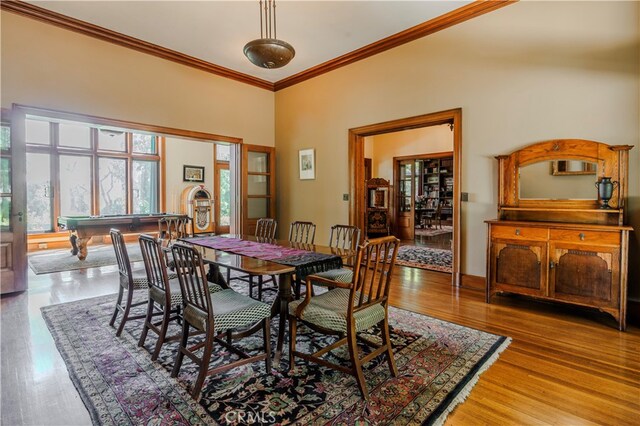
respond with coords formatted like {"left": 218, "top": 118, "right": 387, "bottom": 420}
{"left": 57, "top": 213, "right": 188, "bottom": 260}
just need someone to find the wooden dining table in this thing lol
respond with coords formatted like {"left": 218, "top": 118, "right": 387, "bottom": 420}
{"left": 181, "top": 234, "right": 355, "bottom": 365}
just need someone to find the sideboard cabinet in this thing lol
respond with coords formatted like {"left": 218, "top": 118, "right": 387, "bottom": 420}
{"left": 486, "top": 139, "right": 633, "bottom": 330}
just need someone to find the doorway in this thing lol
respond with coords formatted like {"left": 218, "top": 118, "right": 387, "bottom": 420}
{"left": 348, "top": 108, "right": 462, "bottom": 286}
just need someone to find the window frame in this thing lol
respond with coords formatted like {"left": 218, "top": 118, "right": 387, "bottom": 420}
{"left": 24, "top": 116, "right": 162, "bottom": 233}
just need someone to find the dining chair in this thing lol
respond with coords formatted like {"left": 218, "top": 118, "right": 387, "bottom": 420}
{"left": 228, "top": 218, "right": 278, "bottom": 300}
{"left": 288, "top": 235, "right": 400, "bottom": 400}
{"left": 329, "top": 224, "right": 361, "bottom": 251}
{"left": 109, "top": 228, "right": 152, "bottom": 337}
{"left": 170, "top": 242, "right": 272, "bottom": 399}
{"left": 329, "top": 224, "right": 361, "bottom": 267}
{"left": 288, "top": 221, "right": 316, "bottom": 244}
{"left": 137, "top": 234, "right": 223, "bottom": 361}
{"left": 158, "top": 216, "right": 192, "bottom": 267}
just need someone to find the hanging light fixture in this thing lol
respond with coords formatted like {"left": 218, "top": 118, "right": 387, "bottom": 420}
{"left": 243, "top": 0, "right": 295, "bottom": 69}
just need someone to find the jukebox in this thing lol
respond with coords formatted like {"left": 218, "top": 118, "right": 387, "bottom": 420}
{"left": 181, "top": 185, "right": 215, "bottom": 234}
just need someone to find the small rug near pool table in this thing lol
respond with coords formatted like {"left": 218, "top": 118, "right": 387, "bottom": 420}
{"left": 29, "top": 244, "right": 142, "bottom": 275}
{"left": 41, "top": 286, "right": 509, "bottom": 425}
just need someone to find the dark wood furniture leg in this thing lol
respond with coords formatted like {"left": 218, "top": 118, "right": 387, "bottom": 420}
{"left": 273, "top": 272, "right": 292, "bottom": 366}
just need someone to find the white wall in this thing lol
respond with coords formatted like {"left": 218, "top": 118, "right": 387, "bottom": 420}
{"left": 165, "top": 137, "right": 214, "bottom": 213}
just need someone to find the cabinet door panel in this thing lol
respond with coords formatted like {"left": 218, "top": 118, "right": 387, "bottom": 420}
{"left": 550, "top": 242, "right": 619, "bottom": 307}
{"left": 492, "top": 240, "right": 547, "bottom": 296}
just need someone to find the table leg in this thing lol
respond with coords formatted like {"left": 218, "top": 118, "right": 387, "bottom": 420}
{"left": 69, "top": 232, "right": 79, "bottom": 256}
{"left": 273, "top": 272, "right": 292, "bottom": 366}
{"left": 206, "top": 264, "right": 228, "bottom": 288}
{"left": 76, "top": 237, "right": 90, "bottom": 260}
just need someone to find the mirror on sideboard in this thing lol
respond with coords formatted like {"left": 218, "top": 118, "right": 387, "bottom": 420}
{"left": 519, "top": 160, "right": 598, "bottom": 200}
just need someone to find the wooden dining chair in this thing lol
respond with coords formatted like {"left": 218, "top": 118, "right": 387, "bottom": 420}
{"left": 288, "top": 235, "right": 400, "bottom": 400}
{"left": 329, "top": 224, "right": 361, "bottom": 251}
{"left": 137, "top": 234, "right": 224, "bottom": 361}
{"left": 109, "top": 228, "right": 152, "bottom": 337}
{"left": 170, "top": 242, "right": 272, "bottom": 399}
{"left": 288, "top": 221, "right": 316, "bottom": 244}
{"left": 228, "top": 218, "right": 278, "bottom": 300}
{"left": 158, "top": 216, "right": 192, "bottom": 267}
{"left": 288, "top": 221, "right": 317, "bottom": 299}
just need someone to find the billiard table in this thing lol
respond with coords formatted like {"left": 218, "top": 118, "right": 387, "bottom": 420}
{"left": 57, "top": 213, "right": 188, "bottom": 260}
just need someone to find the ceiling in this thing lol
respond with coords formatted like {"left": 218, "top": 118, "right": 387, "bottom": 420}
{"left": 28, "top": 1, "right": 475, "bottom": 84}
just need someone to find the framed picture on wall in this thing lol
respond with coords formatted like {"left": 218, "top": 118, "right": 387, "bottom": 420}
{"left": 183, "top": 165, "right": 205, "bottom": 182}
{"left": 299, "top": 148, "right": 315, "bottom": 180}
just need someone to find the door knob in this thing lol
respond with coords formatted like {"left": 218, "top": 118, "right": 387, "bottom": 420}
{"left": 13, "top": 211, "right": 23, "bottom": 222}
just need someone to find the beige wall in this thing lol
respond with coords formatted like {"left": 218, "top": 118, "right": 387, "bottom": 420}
{"left": 365, "top": 124, "right": 453, "bottom": 181}
{"left": 275, "top": 1, "right": 640, "bottom": 297}
{"left": 0, "top": 12, "right": 274, "bottom": 147}
{"left": 165, "top": 137, "right": 215, "bottom": 213}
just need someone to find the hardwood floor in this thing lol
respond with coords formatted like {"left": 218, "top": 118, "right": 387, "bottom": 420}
{"left": 1, "top": 262, "right": 638, "bottom": 425}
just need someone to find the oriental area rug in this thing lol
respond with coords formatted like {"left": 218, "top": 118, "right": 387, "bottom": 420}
{"left": 29, "top": 244, "right": 142, "bottom": 275}
{"left": 42, "top": 286, "right": 509, "bottom": 425}
{"left": 396, "top": 246, "right": 453, "bottom": 273}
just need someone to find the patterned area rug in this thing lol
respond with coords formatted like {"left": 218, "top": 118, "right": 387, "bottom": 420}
{"left": 396, "top": 246, "right": 453, "bottom": 273}
{"left": 414, "top": 225, "right": 453, "bottom": 237}
{"left": 29, "top": 244, "right": 142, "bottom": 275}
{"left": 41, "top": 281, "right": 509, "bottom": 425}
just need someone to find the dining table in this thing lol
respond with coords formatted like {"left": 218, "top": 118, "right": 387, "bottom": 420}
{"left": 180, "top": 234, "right": 355, "bottom": 365}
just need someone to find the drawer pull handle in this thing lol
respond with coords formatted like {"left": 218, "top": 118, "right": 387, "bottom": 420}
{"left": 579, "top": 233, "right": 585, "bottom": 241}
{"left": 515, "top": 229, "right": 521, "bottom": 236}
{"left": 549, "top": 261, "right": 555, "bottom": 269}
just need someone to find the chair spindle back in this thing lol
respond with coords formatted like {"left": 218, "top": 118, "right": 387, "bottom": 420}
{"left": 329, "top": 225, "right": 361, "bottom": 251}
{"left": 139, "top": 234, "right": 170, "bottom": 293}
{"left": 256, "top": 218, "right": 277, "bottom": 239}
{"left": 110, "top": 228, "right": 133, "bottom": 280}
{"left": 288, "top": 221, "right": 316, "bottom": 244}
{"left": 171, "top": 242, "right": 211, "bottom": 317}
{"left": 159, "top": 216, "right": 191, "bottom": 247}
{"left": 351, "top": 236, "right": 399, "bottom": 310}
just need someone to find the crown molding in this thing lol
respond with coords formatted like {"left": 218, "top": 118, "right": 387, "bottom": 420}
{"left": 0, "top": 0, "right": 275, "bottom": 91}
{"left": 2, "top": 0, "right": 515, "bottom": 93}
{"left": 274, "top": 0, "right": 516, "bottom": 91}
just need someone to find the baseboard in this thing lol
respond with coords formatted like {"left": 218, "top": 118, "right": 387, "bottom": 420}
{"left": 461, "top": 274, "right": 485, "bottom": 291}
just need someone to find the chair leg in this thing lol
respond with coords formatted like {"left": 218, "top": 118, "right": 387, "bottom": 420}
{"left": 381, "top": 316, "right": 398, "bottom": 377}
{"left": 347, "top": 328, "right": 369, "bottom": 400}
{"left": 249, "top": 275, "right": 255, "bottom": 298}
{"left": 138, "top": 298, "right": 154, "bottom": 347}
{"left": 109, "top": 285, "right": 124, "bottom": 327}
{"left": 116, "top": 289, "right": 133, "bottom": 337}
{"left": 171, "top": 320, "right": 190, "bottom": 378}
{"left": 258, "top": 276, "right": 263, "bottom": 300}
{"left": 191, "top": 326, "right": 215, "bottom": 400}
{"left": 288, "top": 316, "right": 297, "bottom": 372}
{"left": 263, "top": 318, "right": 272, "bottom": 374}
{"left": 151, "top": 304, "right": 171, "bottom": 361}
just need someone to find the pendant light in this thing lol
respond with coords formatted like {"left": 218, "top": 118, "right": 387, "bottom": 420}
{"left": 243, "top": 0, "right": 295, "bottom": 69}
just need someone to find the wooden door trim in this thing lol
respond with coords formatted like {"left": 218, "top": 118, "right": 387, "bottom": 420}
{"left": 349, "top": 108, "right": 462, "bottom": 286}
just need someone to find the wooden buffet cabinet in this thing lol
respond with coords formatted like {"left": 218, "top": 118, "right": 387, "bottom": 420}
{"left": 486, "top": 139, "right": 633, "bottom": 330}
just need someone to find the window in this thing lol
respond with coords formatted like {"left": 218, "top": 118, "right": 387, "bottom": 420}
{"left": 24, "top": 116, "right": 162, "bottom": 233}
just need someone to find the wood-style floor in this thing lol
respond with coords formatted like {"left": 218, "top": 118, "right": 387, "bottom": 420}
{"left": 1, "top": 260, "right": 639, "bottom": 425}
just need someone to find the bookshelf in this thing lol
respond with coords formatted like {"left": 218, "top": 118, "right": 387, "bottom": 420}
{"left": 420, "top": 156, "right": 453, "bottom": 222}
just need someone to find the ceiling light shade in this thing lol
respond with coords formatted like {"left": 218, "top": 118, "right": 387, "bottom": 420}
{"left": 243, "top": 0, "right": 295, "bottom": 69}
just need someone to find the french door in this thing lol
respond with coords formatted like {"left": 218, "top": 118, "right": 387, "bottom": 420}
{"left": 1, "top": 107, "right": 27, "bottom": 294}
{"left": 241, "top": 145, "right": 276, "bottom": 236}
